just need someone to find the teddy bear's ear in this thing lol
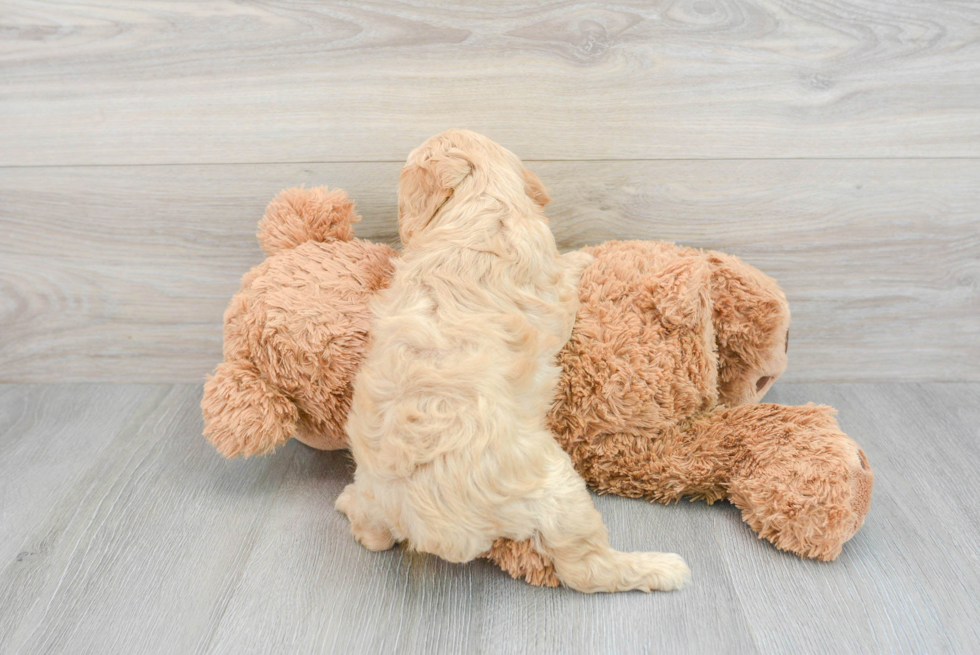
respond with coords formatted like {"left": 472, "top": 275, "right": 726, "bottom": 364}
{"left": 257, "top": 187, "right": 358, "bottom": 255}
{"left": 398, "top": 148, "right": 472, "bottom": 244}
{"left": 522, "top": 168, "right": 551, "bottom": 208}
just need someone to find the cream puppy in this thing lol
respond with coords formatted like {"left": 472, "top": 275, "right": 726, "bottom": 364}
{"left": 336, "top": 130, "right": 690, "bottom": 592}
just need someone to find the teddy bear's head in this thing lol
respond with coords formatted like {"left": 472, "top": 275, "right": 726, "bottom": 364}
{"left": 707, "top": 252, "right": 791, "bottom": 407}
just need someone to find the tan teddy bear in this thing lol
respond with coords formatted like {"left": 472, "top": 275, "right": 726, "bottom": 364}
{"left": 202, "top": 187, "right": 872, "bottom": 586}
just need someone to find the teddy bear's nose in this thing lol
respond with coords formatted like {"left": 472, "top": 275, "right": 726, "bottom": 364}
{"left": 756, "top": 376, "right": 772, "bottom": 392}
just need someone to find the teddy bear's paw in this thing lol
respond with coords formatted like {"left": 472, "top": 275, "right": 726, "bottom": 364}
{"left": 726, "top": 403, "right": 874, "bottom": 561}
{"left": 823, "top": 442, "right": 873, "bottom": 556}
{"left": 850, "top": 448, "right": 874, "bottom": 531}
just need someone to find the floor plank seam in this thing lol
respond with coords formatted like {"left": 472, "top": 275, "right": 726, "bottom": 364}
{"left": 2, "top": 155, "right": 980, "bottom": 170}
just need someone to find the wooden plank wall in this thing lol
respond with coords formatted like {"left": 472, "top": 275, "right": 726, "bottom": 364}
{"left": 1, "top": 0, "right": 978, "bottom": 382}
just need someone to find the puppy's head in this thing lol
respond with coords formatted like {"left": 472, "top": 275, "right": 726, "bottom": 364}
{"left": 398, "top": 129, "right": 551, "bottom": 244}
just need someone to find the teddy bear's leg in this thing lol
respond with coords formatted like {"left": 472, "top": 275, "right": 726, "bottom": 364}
{"left": 719, "top": 403, "right": 873, "bottom": 560}
{"left": 564, "top": 422, "right": 734, "bottom": 505}
{"left": 202, "top": 360, "right": 299, "bottom": 458}
{"left": 564, "top": 403, "right": 872, "bottom": 561}
{"left": 482, "top": 538, "right": 561, "bottom": 587}
{"left": 705, "top": 251, "right": 791, "bottom": 406}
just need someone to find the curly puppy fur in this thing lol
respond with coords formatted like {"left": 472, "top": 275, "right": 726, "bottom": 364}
{"left": 336, "top": 130, "right": 690, "bottom": 593}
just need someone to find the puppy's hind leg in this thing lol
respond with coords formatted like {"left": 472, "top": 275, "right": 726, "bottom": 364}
{"left": 532, "top": 452, "right": 691, "bottom": 593}
{"left": 336, "top": 483, "right": 396, "bottom": 552}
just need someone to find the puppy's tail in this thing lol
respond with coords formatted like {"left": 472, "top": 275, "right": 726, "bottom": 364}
{"left": 257, "top": 186, "right": 359, "bottom": 255}
{"left": 543, "top": 537, "right": 691, "bottom": 594}
{"left": 534, "top": 469, "right": 691, "bottom": 593}
{"left": 202, "top": 360, "right": 299, "bottom": 458}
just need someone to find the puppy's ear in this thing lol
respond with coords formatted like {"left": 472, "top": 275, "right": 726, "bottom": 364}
{"left": 398, "top": 149, "right": 472, "bottom": 243}
{"left": 523, "top": 168, "right": 551, "bottom": 207}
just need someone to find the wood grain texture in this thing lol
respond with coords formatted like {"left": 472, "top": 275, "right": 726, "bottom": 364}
{"left": 0, "top": 385, "right": 156, "bottom": 566}
{"left": 1, "top": 160, "right": 976, "bottom": 383}
{"left": 1, "top": 0, "right": 979, "bottom": 165}
{"left": 0, "top": 385, "right": 296, "bottom": 654}
{"left": 1, "top": 382, "right": 979, "bottom": 654}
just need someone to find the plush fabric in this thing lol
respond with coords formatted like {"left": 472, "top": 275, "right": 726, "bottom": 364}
{"left": 203, "top": 188, "right": 395, "bottom": 456}
{"left": 203, "top": 186, "right": 873, "bottom": 585}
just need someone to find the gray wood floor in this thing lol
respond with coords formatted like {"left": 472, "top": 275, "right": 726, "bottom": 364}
{"left": 1, "top": 382, "right": 978, "bottom": 654}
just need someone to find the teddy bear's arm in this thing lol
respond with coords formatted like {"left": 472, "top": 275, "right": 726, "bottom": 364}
{"left": 710, "top": 402, "right": 873, "bottom": 561}
{"left": 565, "top": 402, "right": 872, "bottom": 560}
